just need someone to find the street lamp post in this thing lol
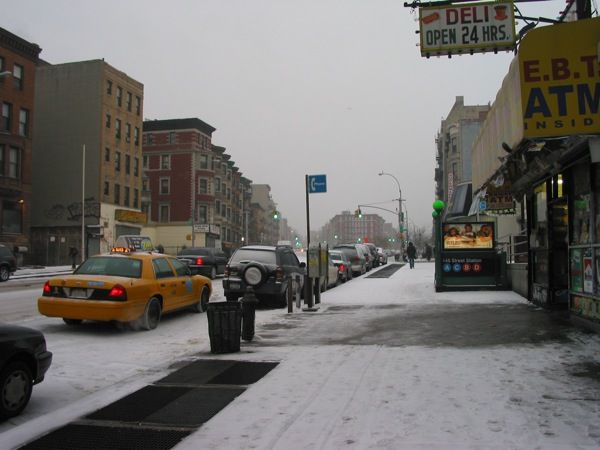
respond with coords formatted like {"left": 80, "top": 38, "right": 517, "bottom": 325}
{"left": 379, "top": 171, "right": 404, "bottom": 257}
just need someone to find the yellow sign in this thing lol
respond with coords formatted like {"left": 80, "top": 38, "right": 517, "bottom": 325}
{"left": 419, "top": 1, "right": 516, "bottom": 57}
{"left": 115, "top": 209, "right": 147, "bottom": 224}
{"left": 519, "top": 18, "right": 600, "bottom": 138}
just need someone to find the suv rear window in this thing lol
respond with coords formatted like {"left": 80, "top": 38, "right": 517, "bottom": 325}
{"left": 230, "top": 249, "right": 277, "bottom": 265}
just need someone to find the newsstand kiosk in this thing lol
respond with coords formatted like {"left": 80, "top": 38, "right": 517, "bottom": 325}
{"left": 433, "top": 201, "right": 507, "bottom": 292}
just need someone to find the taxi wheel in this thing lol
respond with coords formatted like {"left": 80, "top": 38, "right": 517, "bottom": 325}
{"left": 0, "top": 361, "right": 33, "bottom": 419}
{"left": 140, "top": 297, "right": 162, "bottom": 330}
{"left": 63, "top": 318, "right": 83, "bottom": 326}
{"left": 192, "top": 286, "right": 209, "bottom": 313}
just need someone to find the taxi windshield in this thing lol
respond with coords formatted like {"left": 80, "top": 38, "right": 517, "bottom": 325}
{"left": 75, "top": 256, "right": 142, "bottom": 278}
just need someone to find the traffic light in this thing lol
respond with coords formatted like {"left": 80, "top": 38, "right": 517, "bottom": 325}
{"left": 273, "top": 210, "right": 280, "bottom": 220}
{"left": 355, "top": 208, "right": 362, "bottom": 218}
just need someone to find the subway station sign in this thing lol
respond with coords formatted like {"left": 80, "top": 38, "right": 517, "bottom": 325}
{"left": 519, "top": 17, "right": 600, "bottom": 138}
{"left": 419, "top": 1, "right": 516, "bottom": 57}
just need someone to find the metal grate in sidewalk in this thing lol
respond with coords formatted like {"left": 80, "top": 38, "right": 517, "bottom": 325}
{"left": 366, "top": 263, "right": 404, "bottom": 278}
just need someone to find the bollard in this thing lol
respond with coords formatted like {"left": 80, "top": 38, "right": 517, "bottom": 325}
{"left": 240, "top": 286, "right": 258, "bottom": 341}
{"left": 287, "top": 278, "right": 294, "bottom": 313}
{"left": 296, "top": 275, "right": 302, "bottom": 309}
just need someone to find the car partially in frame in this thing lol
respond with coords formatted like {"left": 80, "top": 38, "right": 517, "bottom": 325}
{"left": 0, "top": 324, "right": 52, "bottom": 419}
{"left": 38, "top": 247, "right": 212, "bottom": 330}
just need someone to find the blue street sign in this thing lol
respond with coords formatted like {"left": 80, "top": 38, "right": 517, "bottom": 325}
{"left": 308, "top": 174, "right": 327, "bottom": 194}
{"left": 479, "top": 200, "right": 487, "bottom": 211}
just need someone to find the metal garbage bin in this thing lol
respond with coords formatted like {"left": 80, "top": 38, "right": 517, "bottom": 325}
{"left": 207, "top": 301, "right": 242, "bottom": 354}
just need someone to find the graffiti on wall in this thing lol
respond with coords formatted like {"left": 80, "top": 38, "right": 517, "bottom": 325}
{"left": 44, "top": 199, "right": 100, "bottom": 221}
{"left": 571, "top": 295, "right": 600, "bottom": 321}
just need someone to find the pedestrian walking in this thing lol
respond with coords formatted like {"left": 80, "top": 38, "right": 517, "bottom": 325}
{"left": 424, "top": 244, "right": 432, "bottom": 261}
{"left": 68, "top": 247, "right": 78, "bottom": 269}
{"left": 407, "top": 242, "right": 417, "bottom": 269}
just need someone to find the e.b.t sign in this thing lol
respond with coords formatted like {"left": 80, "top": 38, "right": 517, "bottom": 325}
{"left": 308, "top": 174, "right": 327, "bottom": 194}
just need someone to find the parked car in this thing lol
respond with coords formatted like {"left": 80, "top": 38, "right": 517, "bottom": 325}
{"left": 333, "top": 244, "right": 366, "bottom": 276}
{"left": 329, "top": 250, "right": 353, "bottom": 283}
{"left": 0, "top": 324, "right": 53, "bottom": 419}
{"left": 0, "top": 244, "right": 17, "bottom": 282}
{"left": 376, "top": 247, "right": 388, "bottom": 265}
{"left": 223, "top": 245, "right": 305, "bottom": 306}
{"left": 38, "top": 247, "right": 212, "bottom": 330}
{"left": 356, "top": 244, "right": 373, "bottom": 271}
{"left": 177, "top": 247, "right": 228, "bottom": 279}
{"left": 365, "top": 243, "right": 380, "bottom": 268}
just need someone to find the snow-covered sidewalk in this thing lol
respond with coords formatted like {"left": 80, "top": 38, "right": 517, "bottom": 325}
{"left": 175, "top": 263, "right": 600, "bottom": 449}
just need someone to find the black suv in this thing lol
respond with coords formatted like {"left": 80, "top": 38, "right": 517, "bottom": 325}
{"left": 177, "top": 247, "right": 228, "bottom": 279}
{"left": 0, "top": 245, "right": 17, "bottom": 282}
{"left": 222, "top": 245, "right": 306, "bottom": 306}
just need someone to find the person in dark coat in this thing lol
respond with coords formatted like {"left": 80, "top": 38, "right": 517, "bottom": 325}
{"left": 69, "top": 247, "right": 79, "bottom": 269}
{"left": 406, "top": 242, "right": 417, "bottom": 269}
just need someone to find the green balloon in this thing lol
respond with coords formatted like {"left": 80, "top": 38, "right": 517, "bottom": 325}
{"left": 432, "top": 200, "right": 445, "bottom": 212}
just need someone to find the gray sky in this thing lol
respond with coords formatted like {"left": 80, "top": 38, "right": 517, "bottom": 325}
{"left": 4, "top": 0, "right": 564, "bottom": 235}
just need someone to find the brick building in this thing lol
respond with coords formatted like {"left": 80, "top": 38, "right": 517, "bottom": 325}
{"left": 0, "top": 27, "right": 42, "bottom": 264}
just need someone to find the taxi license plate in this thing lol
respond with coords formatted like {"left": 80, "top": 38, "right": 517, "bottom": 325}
{"left": 229, "top": 282, "right": 240, "bottom": 290}
{"left": 70, "top": 288, "right": 88, "bottom": 299}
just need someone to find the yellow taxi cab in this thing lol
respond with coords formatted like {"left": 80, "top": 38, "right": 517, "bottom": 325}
{"left": 38, "top": 246, "right": 212, "bottom": 330}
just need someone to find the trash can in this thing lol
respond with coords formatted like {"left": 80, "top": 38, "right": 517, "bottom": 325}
{"left": 207, "top": 302, "right": 242, "bottom": 353}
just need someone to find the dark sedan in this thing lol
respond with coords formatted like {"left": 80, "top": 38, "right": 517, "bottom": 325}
{"left": 177, "top": 247, "right": 228, "bottom": 279}
{"left": 1, "top": 324, "right": 53, "bottom": 419}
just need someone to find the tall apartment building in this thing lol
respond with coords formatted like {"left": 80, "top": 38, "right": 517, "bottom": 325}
{"left": 142, "top": 119, "right": 250, "bottom": 254}
{"left": 250, "top": 184, "right": 279, "bottom": 245}
{"left": 0, "top": 28, "right": 42, "bottom": 265}
{"left": 31, "top": 59, "right": 144, "bottom": 264}
{"left": 435, "top": 96, "right": 489, "bottom": 220}
{"left": 321, "top": 211, "right": 388, "bottom": 247}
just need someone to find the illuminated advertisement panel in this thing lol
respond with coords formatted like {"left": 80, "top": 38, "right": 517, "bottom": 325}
{"left": 442, "top": 222, "right": 494, "bottom": 250}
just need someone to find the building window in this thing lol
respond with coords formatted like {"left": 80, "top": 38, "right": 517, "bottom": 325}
{"left": 134, "top": 157, "right": 139, "bottom": 176}
{"left": 159, "top": 204, "right": 169, "bottom": 223}
{"left": 0, "top": 145, "right": 4, "bottom": 176}
{"left": 13, "top": 64, "right": 23, "bottom": 90}
{"left": 143, "top": 155, "right": 149, "bottom": 169}
{"left": 106, "top": 80, "right": 112, "bottom": 95}
{"left": 115, "top": 119, "right": 121, "bottom": 139}
{"left": 142, "top": 177, "right": 149, "bottom": 192}
{"left": 124, "top": 186, "right": 130, "bottom": 207}
{"left": 2, "top": 201, "right": 22, "bottom": 234}
{"left": 134, "top": 127, "right": 139, "bottom": 146}
{"left": 105, "top": 113, "right": 111, "bottom": 128}
{"left": 114, "top": 183, "right": 121, "bottom": 204}
{"left": 0, "top": 57, "right": 4, "bottom": 78}
{"left": 126, "top": 92, "right": 132, "bottom": 112}
{"left": 125, "top": 154, "right": 131, "bottom": 175}
{"left": 126, "top": 123, "right": 131, "bottom": 142}
{"left": 115, "top": 151, "right": 121, "bottom": 171}
{"left": 215, "top": 200, "right": 221, "bottom": 216}
{"left": 146, "top": 134, "right": 154, "bottom": 145}
{"left": 135, "top": 96, "right": 141, "bottom": 115}
{"left": 198, "top": 178, "right": 208, "bottom": 194}
{"left": 104, "top": 181, "right": 109, "bottom": 196}
{"left": 200, "top": 154, "right": 208, "bottom": 169}
{"left": 221, "top": 183, "right": 226, "bottom": 194}
{"left": 116, "top": 86, "right": 122, "bottom": 107}
{"left": 18, "top": 109, "right": 29, "bottom": 136}
{"left": 133, "top": 189, "right": 139, "bottom": 208}
{"left": 1, "top": 103, "right": 12, "bottom": 132}
{"left": 104, "top": 147, "right": 110, "bottom": 162}
{"left": 215, "top": 177, "right": 221, "bottom": 193}
{"left": 221, "top": 204, "right": 226, "bottom": 217}
{"left": 199, "top": 205, "right": 207, "bottom": 223}
{"left": 160, "top": 155, "right": 170, "bottom": 170}
{"left": 8, "top": 147, "right": 20, "bottom": 179}
{"left": 160, "top": 177, "right": 170, "bottom": 194}
{"left": 168, "top": 132, "right": 176, "bottom": 144}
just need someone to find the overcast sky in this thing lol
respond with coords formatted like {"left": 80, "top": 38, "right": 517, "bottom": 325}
{"left": 4, "top": 0, "right": 565, "bottom": 235}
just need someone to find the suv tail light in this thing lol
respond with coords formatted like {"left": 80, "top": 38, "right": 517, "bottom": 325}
{"left": 275, "top": 266, "right": 284, "bottom": 282}
{"left": 224, "top": 265, "right": 230, "bottom": 277}
{"left": 338, "top": 264, "right": 345, "bottom": 273}
{"left": 195, "top": 257, "right": 204, "bottom": 265}
{"left": 108, "top": 284, "right": 127, "bottom": 301}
